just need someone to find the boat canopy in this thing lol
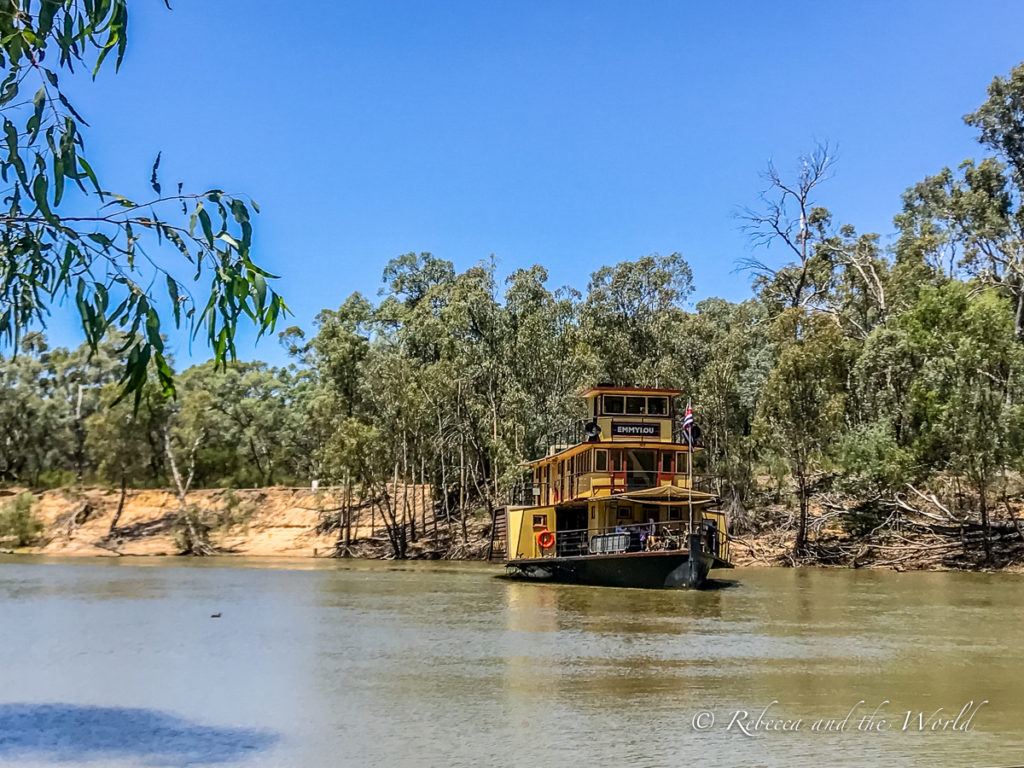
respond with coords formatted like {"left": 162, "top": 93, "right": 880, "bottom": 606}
{"left": 612, "top": 485, "right": 717, "bottom": 506}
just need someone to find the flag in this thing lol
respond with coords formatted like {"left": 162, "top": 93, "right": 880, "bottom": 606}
{"left": 682, "top": 399, "right": 694, "bottom": 446}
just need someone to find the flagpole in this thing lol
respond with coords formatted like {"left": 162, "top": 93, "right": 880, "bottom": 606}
{"left": 686, "top": 399, "right": 694, "bottom": 537}
{"left": 680, "top": 397, "right": 702, "bottom": 588}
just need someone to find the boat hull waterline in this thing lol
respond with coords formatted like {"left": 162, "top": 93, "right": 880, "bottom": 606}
{"left": 505, "top": 549, "right": 725, "bottom": 589}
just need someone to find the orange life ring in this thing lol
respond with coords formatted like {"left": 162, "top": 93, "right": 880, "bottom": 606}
{"left": 536, "top": 529, "right": 555, "bottom": 549}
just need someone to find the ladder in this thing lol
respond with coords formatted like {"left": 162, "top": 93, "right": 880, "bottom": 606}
{"left": 487, "top": 507, "right": 508, "bottom": 561}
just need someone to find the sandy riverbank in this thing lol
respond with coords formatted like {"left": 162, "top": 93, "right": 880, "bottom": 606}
{"left": 0, "top": 486, "right": 432, "bottom": 558}
{"left": 3, "top": 486, "right": 1022, "bottom": 572}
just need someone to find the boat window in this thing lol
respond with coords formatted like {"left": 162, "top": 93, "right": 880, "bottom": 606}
{"left": 648, "top": 397, "right": 668, "bottom": 415}
{"left": 626, "top": 396, "right": 646, "bottom": 414}
{"left": 668, "top": 505, "right": 682, "bottom": 520}
{"left": 661, "top": 452, "right": 673, "bottom": 473}
{"left": 532, "top": 514, "right": 548, "bottom": 529}
{"left": 595, "top": 449, "right": 608, "bottom": 472}
{"left": 603, "top": 395, "right": 624, "bottom": 414}
{"left": 676, "top": 452, "right": 687, "bottom": 472}
{"left": 626, "top": 449, "right": 656, "bottom": 490}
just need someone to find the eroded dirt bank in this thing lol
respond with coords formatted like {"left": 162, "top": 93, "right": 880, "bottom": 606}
{"left": 0, "top": 486, "right": 484, "bottom": 559}
{"left": 3, "top": 486, "right": 1023, "bottom": 571}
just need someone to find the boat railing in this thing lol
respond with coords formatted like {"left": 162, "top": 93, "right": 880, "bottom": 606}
{"left": 540, "top": 521, "right": 728, "bottom": 561}
{"left": 533, "top": 469, "right": 720, "bottom": 505}
{"left": 507, "top": 471, "right": 718, "bottom": 507}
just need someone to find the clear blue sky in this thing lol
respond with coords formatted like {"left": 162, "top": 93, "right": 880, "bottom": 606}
{"left": 41, "top": 0, "right": 1024, "bottom": 366}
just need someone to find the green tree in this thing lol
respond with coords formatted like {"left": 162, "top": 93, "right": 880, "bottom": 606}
{"left": 896, "top": 159, "right": 1024, "bottom": 336}
{"left": 756, "top": 310, "right": 847, "bottom": 554}
{"left": 897, "top": 63, "right": 1024, "bottom": 338}
{"left": 583, "top": 252, "right": 693, "bottom": 384}
{"left": 501, "top": 265, "right": 586, "bottom": 461}
{"left": 0, "top": 333, "right": 63, "bottom": 483}
{"left": 966, "top": 62, "right": 1024, "bottom": 188}
{"left": 176, "top": 360, "right": 296, "bottom": 488}
{"left": 48, "top": 334, "right": 127, "bottom": 482}
{"left": 688, "top": 298, "right": 772, "bottom": 526}
{"left": 0, "top": 1, "right": 286, "bottom": 401}
{"left": 901, "top": 284, "right": 1023, "bottom": 557}
{"left": 0, "top": 491, "right": 43, "bottom": 546}
{"left": 85, "top": 378, "right": 168, "bottom": 530}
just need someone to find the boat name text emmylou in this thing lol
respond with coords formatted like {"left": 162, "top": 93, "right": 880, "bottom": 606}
{"left": 610, "top": 422, "right": 660, "bottom": 437}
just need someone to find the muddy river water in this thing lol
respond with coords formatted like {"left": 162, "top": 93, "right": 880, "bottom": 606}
{"left": 0, "top": 556, "right": 1020, "bottom": 767}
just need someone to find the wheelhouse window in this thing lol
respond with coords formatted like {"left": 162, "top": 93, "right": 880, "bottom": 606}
{"left": 648, "top": 397, "right": 668, "bottom": 415}
{"left": 661, "top": 452, "right": 674, "bottom": 473}
{"left": 626, "top": 396, "right": 646, "bottom": 414}
{"left": 603, "top": 395, "right": 624, "bottom": 414}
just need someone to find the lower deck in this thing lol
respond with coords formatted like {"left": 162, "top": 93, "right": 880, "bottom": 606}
{"left": 500, "top": 489, "right": 731, "bottom": 566}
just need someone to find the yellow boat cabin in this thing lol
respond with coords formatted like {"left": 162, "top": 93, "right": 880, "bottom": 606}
{"left": 500, "top": 385, "right": 732, "bottom": 589}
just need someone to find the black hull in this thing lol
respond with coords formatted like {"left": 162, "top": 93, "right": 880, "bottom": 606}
{"left": 505, "top": 550, "right": 723, "bottom": 590}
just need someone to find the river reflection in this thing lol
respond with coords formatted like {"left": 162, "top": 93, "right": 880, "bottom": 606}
{"left": 0, "top": 555, "right": 1021, "bottom": 767}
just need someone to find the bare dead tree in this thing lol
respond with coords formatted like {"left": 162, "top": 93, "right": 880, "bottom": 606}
{"left": 739, "top": 142, "right": 837, "bottom": 310}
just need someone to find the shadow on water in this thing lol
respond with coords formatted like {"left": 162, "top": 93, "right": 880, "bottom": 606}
{"left": 0, "top": 704, "right": 278, "bottom": 766}
{"left": 702, "top": 577, "right": 741, "bottom": 590}
{"left": 494, "top": 572, "right": 742, "bottom": 591}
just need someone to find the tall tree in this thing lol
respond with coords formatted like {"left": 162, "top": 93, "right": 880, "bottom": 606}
{"left": 0, "top": 333, "right": 61, "bottom": 483}
{"left": 756, "top": 309, "right": 847, "bottom": 554}
{"left": 900, "top": 284, "right": 1023, "bottom": 557}
{"left": 85, "top": 378, "right": 169, "bottom": 530}
{"left": 688, "top": 298, "right": 773, "bottom": 526}
{"left": 897, "top": 64, "right": 1024, "bottom": 337}
{"left": 583, "top": 252, "right": 693, "bottom": 384}
{"left": 0, "top": 1, "right": 285, "bottom": 400}
{"left": 740, "top": 144, "right": 837, "bottom": 313}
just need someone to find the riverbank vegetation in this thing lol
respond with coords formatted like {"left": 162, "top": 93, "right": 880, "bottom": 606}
{"left": 6, "top": 62, "right": 1024, "bottom": 568}
{"left": 0, "top": 492, "right": 43, "bottom": 548}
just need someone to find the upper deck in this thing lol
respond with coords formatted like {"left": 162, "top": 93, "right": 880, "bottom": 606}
{"left": 577, "top": 385, "right": 683, "bottom": 444}
{"left": 526, "top": 386, "right": 699, "bottom": 506}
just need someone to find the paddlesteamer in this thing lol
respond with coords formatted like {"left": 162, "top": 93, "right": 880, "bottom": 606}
{"left": 497, "top": 386, "right": 733, "bottom": 589}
